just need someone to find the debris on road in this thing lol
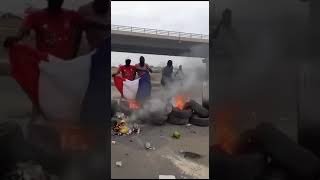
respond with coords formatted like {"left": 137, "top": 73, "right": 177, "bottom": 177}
{"left": 132, "top": 123, "right": 141, "bottom": 134}
{"left": 116, "top": 161, "right": 122, "bottom": 167}
{"left": 145, "top": 142, "right": 151, "bottom": 149}
{"left": 172, "top": 131, "right": 181, "bottom": 139}
{"left": 159, "top": 175, "right": 176, "bottom": 179}
{"left": 112, "top": 113, "right": 141, "bottom": 136}
{"left": 112, "top": 141, "right": 116, "bottom": 144}
{"left": 186, "top": 123, "right": 191, "bottom": 127}
{"left": 145, "top": 142, "right": 156, "bottom": 150}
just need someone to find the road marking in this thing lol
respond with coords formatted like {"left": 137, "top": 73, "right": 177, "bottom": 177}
{"left": 162, "top": 154, "right": 209, "bottom": 179}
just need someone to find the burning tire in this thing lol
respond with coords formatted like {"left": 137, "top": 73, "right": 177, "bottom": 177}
{"left": 170, "top": 108, "right": 192, "bottom": 119}
{"left": 189, "top": 114, "right": 209, "bottom": 127}
{"left": 167, "top": 114, "right": 189, "bottom": 125}
{"left": 188, "top": 100, "right": 209, "bottom": 118}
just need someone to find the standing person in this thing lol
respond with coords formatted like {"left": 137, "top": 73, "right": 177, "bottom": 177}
{"left": 135, "top": 56, "right": 152, "bottom": 102}
{"left": 3, "top": 0, "right": 102, "bottom": 120}
{"left": 112, "top": 59, "right": 136, "bottom": 81}
{"left": 5, "top": 0, "right": 83, "bottom": 60}
{"left": 175, "top": 65, "right": 185, "bottom": 86}
{"left": 161, "top": 60, "right": 174, "bottom": 88}
{"left": 78, "top": 0, "right": 110, "bottom": 51}
{"left": 4, "top": 0, "right": 108, "bottom": 59}
{"left": 135, "top": 56, "right": 153, "bottom": 78}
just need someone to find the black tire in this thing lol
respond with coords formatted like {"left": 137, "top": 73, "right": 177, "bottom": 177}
{"left": 150, "top": 114, "right": 167, "bottom": 125}
{"left": 170, "top": 107, "right": 192, "bottom": 119}
{"left": 254, "top": 123, "right": 320, "bottom": 179}
{"left": 189, "top": 100, "right": 209, "bottom": 118}
{"left": 202, "top": 100, "right": 209, "bottom": 110}
{"left": 189, "top": 114, "right": 209, "bottom": 127}
{"left": 167, "top": 114, "right": 189, "bottom": 125}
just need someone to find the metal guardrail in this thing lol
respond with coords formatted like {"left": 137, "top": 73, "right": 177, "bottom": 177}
{"left": 0, "top": 25, "right": 209, "bottom": 40}
{"left": 112, "top": 24, "right": 209, "bottom": 40}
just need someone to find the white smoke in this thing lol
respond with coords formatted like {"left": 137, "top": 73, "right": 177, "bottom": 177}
{"left": 128, "top": 66, "right": 206, "bottom": 123}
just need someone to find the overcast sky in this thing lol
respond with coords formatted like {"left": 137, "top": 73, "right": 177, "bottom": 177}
{"left": 111, "top": 1, "right": 209, "bottom": 35}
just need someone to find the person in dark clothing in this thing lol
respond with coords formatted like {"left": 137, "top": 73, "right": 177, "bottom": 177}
{"left": 135, "top": 56, "right": 152, "bottom": 102}
{"left": 135, "top": 56, "right": 153, "bottom": 78}
{"left": 161, "top": 60, "right": 174, "bottom": 88}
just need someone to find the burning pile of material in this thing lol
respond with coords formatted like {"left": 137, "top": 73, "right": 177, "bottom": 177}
{"left": 112, "top": 93, "right": 209, "bottom": 127}
{"left": 112, "top": 112, "right": 141, "bottom": 136}
{"left": 167, "top": 94, "right": 209, "bottom": 127}
{"left": 213, "top": 122, "right": 320, "bottom": 180}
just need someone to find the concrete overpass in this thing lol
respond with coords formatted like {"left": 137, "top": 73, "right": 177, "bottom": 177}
{"left": 111, "top": 25, "right": 209, "bottom": 58}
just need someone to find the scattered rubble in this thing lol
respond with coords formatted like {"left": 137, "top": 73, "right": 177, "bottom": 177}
{"left": 112, "top": 141, "right": 116, "bottom": 144}
{"left": 145, "top": 142, "right": 151, "bottom": 149}
{"left": 112, "top": 113, "right": 141, "bottom": 136}
{"left": 116, "top": 161, "right": 122, "bottom": 167}
{"left": 145, "top": 142, "right": 156, "bottom": 150}
{"left": 172, "top": 131, "right": 181, "bottom": 139}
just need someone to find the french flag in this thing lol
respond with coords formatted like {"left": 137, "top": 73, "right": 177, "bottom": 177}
{"left": 113, "top": 72, "right": 151, "bottom": 101}
{"left": 8, "top": 43, "right": 107, "bottom": 123}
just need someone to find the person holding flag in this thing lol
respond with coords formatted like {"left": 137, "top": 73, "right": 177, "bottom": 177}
{"left": 135, "top": 56, "right": 152, "bottom": 102}
{"left": 4, "top": 0, "right": 109, "bottom": 120}
{"left": 135, "top": 56, "right": 153, "bottom": 78}
{"left": 112, "top": 59, "right": 136, "bottom": 81}
{"left": 113, "top": 57, "right": 152, "bottom": 103}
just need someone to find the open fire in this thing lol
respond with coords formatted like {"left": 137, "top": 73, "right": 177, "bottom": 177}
{"left": 172, "top": 94, "right": 189, "bottom": 110}
{"left": 215, "top": 107, "right": 240, "bottom": 155}
{"left": 128, "top": 100, "right": 140, "bottom": 110}
{"left": 59, "top": 126, "right": 92, "bottom": 152}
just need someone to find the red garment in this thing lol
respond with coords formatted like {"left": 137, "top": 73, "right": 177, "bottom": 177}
{"left": 9, "top": 44, "right": 49, "bottom": 106}
{"left": 119, "top": 65, "right": 136, "bottom": 81}
{"left": 23, "top": 9, "right": 85, "bottom": 59}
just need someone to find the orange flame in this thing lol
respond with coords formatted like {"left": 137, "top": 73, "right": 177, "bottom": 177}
{"left": 215, "top": 106, "right": 240, "bottom": 155}
{"left": 174, "top": 95, "right": 187, "bottom": 110}
{"left": 128, "top": 100, "right": 140, "bottom": 109}
{"left": 54, "top": 123, "right": 94, "bottom": 152}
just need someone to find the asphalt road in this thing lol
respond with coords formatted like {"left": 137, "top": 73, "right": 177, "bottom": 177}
{"left": 111, "top": 123, "right": 209, "bottom": 179}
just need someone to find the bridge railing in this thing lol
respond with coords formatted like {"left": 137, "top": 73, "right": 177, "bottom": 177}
{"left": 112, "top": 24, "right": 209, "bottom": 40}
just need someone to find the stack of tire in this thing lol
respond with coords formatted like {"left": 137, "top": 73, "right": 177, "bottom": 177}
{"left": 167, "top": 100, "right": 209, "bottom": 127}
